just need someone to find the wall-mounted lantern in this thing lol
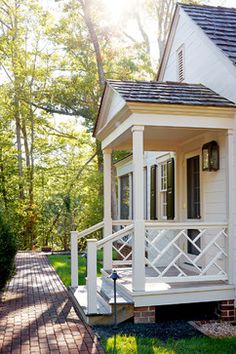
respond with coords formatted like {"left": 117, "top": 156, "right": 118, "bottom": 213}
{"left": 202, "top": 141, "right": 219, "bottom": 171}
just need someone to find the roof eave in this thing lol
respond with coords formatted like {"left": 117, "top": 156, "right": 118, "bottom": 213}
{"left": 157, "top": 3, "right": 180, "bottom": 81}
{"left": 93, "top": 82, "right": 109, "bottom": 138}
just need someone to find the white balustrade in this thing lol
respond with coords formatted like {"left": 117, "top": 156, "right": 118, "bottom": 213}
{"left": 72, "top": 220, "right": 229, "bottom": 314}
{"left": 145, "top": 222, "right": 228, "bottom": 283}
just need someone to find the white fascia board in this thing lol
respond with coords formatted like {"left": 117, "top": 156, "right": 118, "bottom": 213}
{"left": 132, "top": 113, "right": 234, "bottom": 130}
{"left": 96, "top": 86, "right": 126, "bottom": 138}
{"left": 101, "top": 111, "right": 234, "bottom": 149}
{"left": 132, "top": 285, "right": 235, "bottom": 307}
{"left": 158, "top": 6, "right": 180, "bottom": 81}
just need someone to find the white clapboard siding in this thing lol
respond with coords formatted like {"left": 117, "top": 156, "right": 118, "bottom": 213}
{"left": 163, "top": 8, "right": 236, "bottom": 104}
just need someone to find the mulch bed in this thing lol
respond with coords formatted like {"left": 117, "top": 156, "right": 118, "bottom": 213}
{"left": 93, "top": 320, "right": 204, "bottom": 341}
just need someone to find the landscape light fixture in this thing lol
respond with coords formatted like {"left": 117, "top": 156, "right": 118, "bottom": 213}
{"left": 109, "top": 270, "right": 120, "bottom": 329}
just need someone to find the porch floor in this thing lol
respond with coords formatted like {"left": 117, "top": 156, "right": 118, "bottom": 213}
{"left": 103, "top": 266, "right": 233, "bottom": 294}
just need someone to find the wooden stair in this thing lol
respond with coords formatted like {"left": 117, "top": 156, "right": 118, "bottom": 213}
{"left": 69, "top": 275, "right": 134, "bottom": 325}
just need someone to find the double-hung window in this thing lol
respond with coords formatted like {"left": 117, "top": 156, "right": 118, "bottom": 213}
{"left": 160, "top": 163, "right": 167, "bottom": 219}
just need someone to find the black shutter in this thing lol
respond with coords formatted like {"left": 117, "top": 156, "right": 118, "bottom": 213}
{"left": 167, "top": 158, "right": 175, "bottom": 220}
{"left": 150, "top": 165, "right": 157, "bottom": 220}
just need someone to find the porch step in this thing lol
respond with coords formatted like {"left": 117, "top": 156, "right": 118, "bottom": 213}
{"left": 97, "top": 276, "right": 133, "bottom": 305}
{"left": 69, "top": 278, "right": 134, "bottom": 326}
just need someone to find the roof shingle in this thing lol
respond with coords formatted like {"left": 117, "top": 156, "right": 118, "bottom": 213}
{"left": 107, "top": 80, "right": 235, "bottom": 107}
{"left": 180, "top": 3, "right": 236, "bottom": 65}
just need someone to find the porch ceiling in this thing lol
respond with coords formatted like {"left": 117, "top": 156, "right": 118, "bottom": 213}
{"left": 109, "top": 126, "right": 222, "bottom": 151}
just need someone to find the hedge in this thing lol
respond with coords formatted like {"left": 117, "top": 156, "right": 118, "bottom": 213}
{"left": 0, "top": 212, "right": 17, "bottom": 290}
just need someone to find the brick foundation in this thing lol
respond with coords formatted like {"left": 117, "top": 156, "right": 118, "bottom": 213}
{"left": 134, "top": 306, "right": 156, "bottom": 324}
{"left": 217, "top": 300, "right": 235, "bottom": 321}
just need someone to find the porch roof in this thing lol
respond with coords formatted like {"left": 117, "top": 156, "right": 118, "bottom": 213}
{"left": 106, "top": 80, "right": 235, "bottom": 107}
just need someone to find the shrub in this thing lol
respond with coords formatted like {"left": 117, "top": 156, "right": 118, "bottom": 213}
{"left": 0, "top": 212, "right": 17, "bottom": 290}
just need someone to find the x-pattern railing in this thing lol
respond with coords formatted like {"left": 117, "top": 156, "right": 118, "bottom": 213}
{"left": 111, "top": 221, "right": 133, "bottom": 266}
{"left": 145, "top": 222, "right": 228, "bottom": 282}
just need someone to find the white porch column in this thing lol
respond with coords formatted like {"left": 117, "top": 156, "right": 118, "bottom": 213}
{"left": 70, "top": 231, "right": 78, "bottom": 287}
{"left": 103, "top": 148, "right": 113, "bottom": 270}
{"left": 87, "top": 239, "right": 97, "bottom": 313}
{"left": 227, "top": 129, "right": 234, "bottom": 284}
{"left": 132, "top": 125, "right": 145, "bottom": 292}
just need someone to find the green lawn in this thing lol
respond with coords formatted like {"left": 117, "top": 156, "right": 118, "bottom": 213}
{"left": 103, "top": 336, "right": 236, "bottom": 354}
{"left": 48, "top": 250, "right": 104, "bottom": 287}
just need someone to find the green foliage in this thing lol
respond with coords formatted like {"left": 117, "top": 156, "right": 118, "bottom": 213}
{"left": 103, "top": 335, "right": 236, "bottom": 354}
{"left": 0, "top": 212, "right": 17, "bottom": 290}
{"left": 0, "top": 0, "right": 207, "bottom": 251}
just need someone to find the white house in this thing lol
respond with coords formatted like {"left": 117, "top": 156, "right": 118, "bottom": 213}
{"left": 70, "top": 3, "right": 236, "bottom": 325}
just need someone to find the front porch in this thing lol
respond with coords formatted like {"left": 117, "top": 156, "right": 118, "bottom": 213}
{"left": 70, "top": 81, "right": 236, "bottom": 324}
{"left": 70, "top": 219, "right": 234, "bottom": 323}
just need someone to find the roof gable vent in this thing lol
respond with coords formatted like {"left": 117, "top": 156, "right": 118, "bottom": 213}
{"left": 177, "top": 45, "right": 185, "bottom": 82}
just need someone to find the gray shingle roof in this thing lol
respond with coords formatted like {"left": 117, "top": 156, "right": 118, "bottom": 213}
{"left": 180, "top": 3, "right": 236, "bottom": 65}
{"left": 107, "top": 80, "right": 235, "bottom": 107}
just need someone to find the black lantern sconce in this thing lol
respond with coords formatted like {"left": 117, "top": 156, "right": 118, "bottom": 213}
{"left": 202, "top": 141, "right": 219, "bottom": 171}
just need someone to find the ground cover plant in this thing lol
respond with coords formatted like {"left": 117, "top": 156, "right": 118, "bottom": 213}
{"left": 103, "top": 335, "right": 236, "bottom": 354}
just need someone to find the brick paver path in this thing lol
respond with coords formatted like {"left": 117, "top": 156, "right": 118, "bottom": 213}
{"left": 0, "top": 253, "right": 104, "bottom": 354}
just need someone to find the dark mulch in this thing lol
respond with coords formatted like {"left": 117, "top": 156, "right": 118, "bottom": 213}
{"left": 93, "top": 320, "right": 204, "bottom": 341}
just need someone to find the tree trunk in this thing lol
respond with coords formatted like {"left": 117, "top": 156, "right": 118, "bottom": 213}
{"left": 79, "top": 0, "right": 105, "bottom": 86}
{"left": 0, "top": 147, "right": 8, "bottom": 209}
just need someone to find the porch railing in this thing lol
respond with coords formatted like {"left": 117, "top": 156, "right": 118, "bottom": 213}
{"left": 73, "top": 220, "right": 229, "bottom": 314}
{"left": 145, "top": 222, "right": 228, "bottom": 283}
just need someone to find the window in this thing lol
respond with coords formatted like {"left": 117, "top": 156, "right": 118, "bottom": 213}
{"left": 160, "top": 163, "right": 167, "bottom": 219}
{"left": 177, "top": 45, "right": 184, "bottom": 82}
{"left": 120, "top": 175, "right": 130, "bottom": 219}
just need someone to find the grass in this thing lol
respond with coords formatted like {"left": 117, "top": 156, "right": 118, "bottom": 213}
{"left": 103, "top": 335, "right": 236, "bottom": 354}
{"left": 48, "top": 250, "right": 104, "bottom": 287}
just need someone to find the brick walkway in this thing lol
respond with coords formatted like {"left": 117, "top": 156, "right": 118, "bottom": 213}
{"left": 0, "top": 253, "right": 104, "bottom": 354}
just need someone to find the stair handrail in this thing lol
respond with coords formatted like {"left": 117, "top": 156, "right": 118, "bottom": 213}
{"left": 70, "top": 220, "right": 104, "bottom": 288}
{"left": 97, "top": 224, "right": 134, "bottom": 249}
{"left": 87, "top": 223, "right": 134, "bottom": 314}
{"left": 72, "top": 220, "right": 104, "bottom": 240}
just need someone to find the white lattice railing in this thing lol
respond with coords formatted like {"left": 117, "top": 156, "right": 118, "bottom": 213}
{"left": 111, "top": 220, "right": 133, "bottom": 266}
{"left": 145, "top": 222, "right": 228, "bottom": 283}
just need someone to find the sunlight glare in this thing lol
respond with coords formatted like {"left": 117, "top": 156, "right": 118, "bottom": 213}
{"left": 103, "top": 0, "right": 133, "bottom": 21}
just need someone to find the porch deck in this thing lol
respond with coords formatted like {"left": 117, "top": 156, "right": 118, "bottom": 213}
{"left": 102, "top": 267, "right": 234, "bottom": 307}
